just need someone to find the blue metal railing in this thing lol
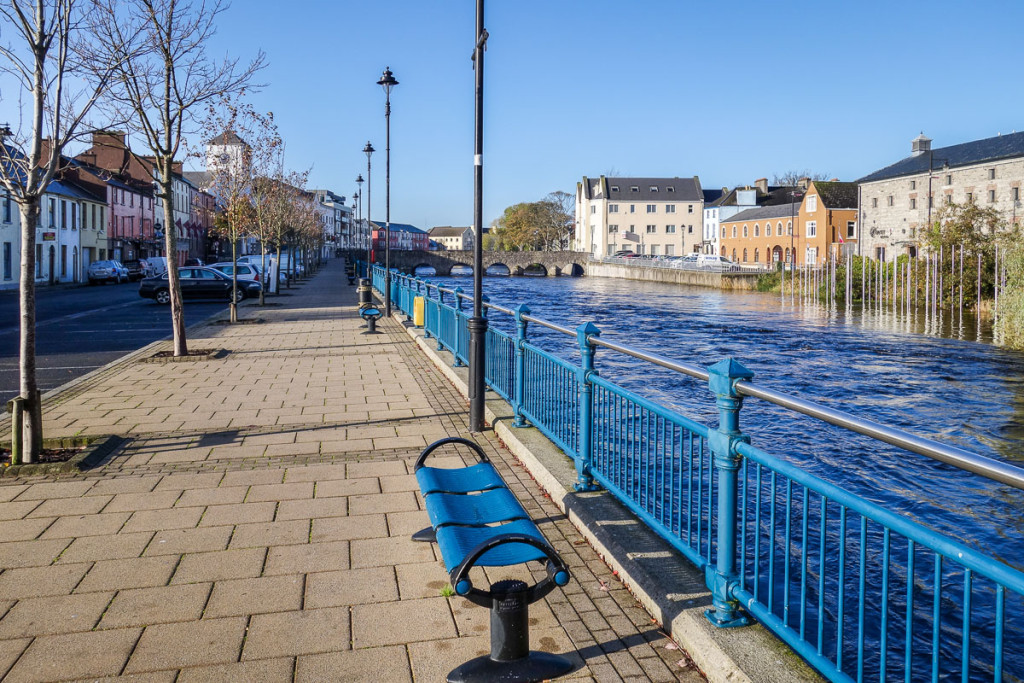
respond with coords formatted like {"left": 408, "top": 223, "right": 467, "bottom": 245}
{"left": 372, "top": 266, "right": 1024, "bottom": 682}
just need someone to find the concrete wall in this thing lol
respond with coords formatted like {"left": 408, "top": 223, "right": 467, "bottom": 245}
{"left": 587, "top": 262, "right": 761, "bottom": 291}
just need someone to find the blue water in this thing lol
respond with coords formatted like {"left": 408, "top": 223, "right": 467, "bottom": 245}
{"left": 427, "top": 272, "right": 1024, "bottom": 681}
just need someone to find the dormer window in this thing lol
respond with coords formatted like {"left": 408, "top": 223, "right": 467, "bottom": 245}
{"left": 610, "top": 185, "right": 619, "bottom": 192}
{"left": 650, "top": 186, "right": 658, "bottom": 192}
{"left": 667, "top": 187, "right": 675, "bottom": 192}
{"left": 630, "top": 186, "right": 639, "bottom": 192}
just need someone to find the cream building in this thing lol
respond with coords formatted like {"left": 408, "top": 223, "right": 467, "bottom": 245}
{"left": 429, "top": 226, "right": 474, "bottom": 251}
{"left": 575, "top": 176, "right": 705, "bottom": 258}
{"left": 858, "top": 132, "right": 1024, "bottom": 260}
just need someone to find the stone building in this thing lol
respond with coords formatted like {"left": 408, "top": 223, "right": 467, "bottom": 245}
{"left": 858, "top": 131, "right": 1024, "bottom": 260}
{"left": 575, "top": 176, "right": 705, "bottom": 258}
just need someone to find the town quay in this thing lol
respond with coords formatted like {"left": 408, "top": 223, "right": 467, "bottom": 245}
{"left": 0, "top": 262, "right": 709, "bottom": 683}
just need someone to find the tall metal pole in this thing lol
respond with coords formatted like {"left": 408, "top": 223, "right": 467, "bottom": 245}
{"left": 468, "top": 0, "right": 489, "bottom": 432}
{"left": 378, "top": 67, "right": 398, "bottom": 318}
{"left": 363, "top": 142, "right": 374, "bottom": 279}
{"left": 355, "top": 174, "right": 363, "bottom": 274}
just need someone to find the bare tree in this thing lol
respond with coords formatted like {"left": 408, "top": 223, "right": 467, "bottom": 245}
{"left": 0, "top": 0, "right": 127, "bottom": 462}
{"left": 93, "top": 0, "right": 264, "bottom": 355}
{"left": 772, "top": 170, "right": 831, "bottom": 187}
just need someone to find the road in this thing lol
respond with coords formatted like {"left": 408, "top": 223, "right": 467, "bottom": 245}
{"left": 0, "top": 281, "right": 239, "bottom": 398}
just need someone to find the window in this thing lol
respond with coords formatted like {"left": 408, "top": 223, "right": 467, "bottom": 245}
{"left": 967, "top": 192, "right": 974, "bottom": 203}
{"left": 48, "top": 198, "right": 55, "bottom": 227}
{"left": 847, "top": 221, "right": 856, "bottom": 238}
{"left": 630, "top": 186, "right": 639, "bottom": 192}
{"left": 806, "top": 220, "right": 817, "bottom": 238}
{"left": 910, "top": 180, "right": 916, "bottom": 190}
{"left": 71, "top": 204, "right": 77, "bottom": 230}
{"left": 742, "top": 224, "right": 748, "bottom": 237}
{"left": 988, "top": 189, "right": 996, "bottom": 203}
{"left": 721, "top": 227, "right": 726, "bottom": 238}
{"left": 91, "top": 205, "right": 96, "bottom": 229}
{"left": 731, "top": 226, "right": 737, "bottom": 238}
{"left": 807, "top": 196, "right": 818, "bottom": 212}
{"left": 650, "top": 245, "right": 659, "bottom": 255}
{"left": 989, "top": 168, "right": 996, "bottom": 180}
{"left": 610, "top": 185, "right": 619, "bottom": 192}
{"left": 646, "top": 224, "right": 656, "bottom": 233}
{"left": 2, "top": 243, "right": 10, "bottom": 280}
{"left": 910, "top": 198, "right": 917, "bottom": 209}
{"left": 3, "top": 191, "right": 10, "bottom": 223}
{"left": 649, "top": 186, "right": 658, "bottom": 192}
{"left": 608, "top": 224, "right": 618, "bottom": 233}
{"left": 646, "top": 204, "right": 656, "bottom": 213}
{"left": 629, "top": 204, "right": 635, "bottom": 213}
{"left": 590, "top": 206, "right": 596, "bottom": 214}
{"left": 1013, "top": 187, "right": 1020, "bottom": 202}
{"left": 666, "top": 205, "right": 675, "bottom": 213}
{"left": 754, "top": 224, "right": 760, "bottom": 237}
{"left": 945, "top": 174, "right": 952, "bottom": 185}
{"left": 787, "top": 221, "right": 793, "bottom": 235}
{"left": 688, "top": 225, "right": 693, "bottom": 234}
{"left": 754, "top": 248, "right": 759, "bottom": 263}
{"left": 60, "top": 201, "right": 67, "bottom": 229}
{"left": 665, "top": 224, "right": 676, "bottom": 233}
{"left": 667, "top": 186, "right": 675, "bottom": 193}
{"left": 687, "top": 205, "right": 693, "bottom": 214}
{"left": 872, "top": 197, "right": 878, "bottom": 208}
{"left": 766, "top": 223, "right": 772, "bottom": 237}
{"left": 60, "top": 245, "right": 67, "bottom": 277}
{"left": 887, "top": 196, "right": 893, "bottom": 207}
{"left": 946, "top": 194, "right": 953, "bottom": 205}
{"left": 742, "top": 248, "right": 748, "bottom": 262}
{"left": 609, "top": 204, "right": 619, "bottom": 213}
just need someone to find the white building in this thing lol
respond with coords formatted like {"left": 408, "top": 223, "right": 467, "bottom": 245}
{"left": 575, "top": 176, "right": 706, "bottom": 258}
{"left": 428, "top": 226, "right": 474, "bottom": 251}
{"left": 858, "top": 132, "right": 1024, "bottom": 259}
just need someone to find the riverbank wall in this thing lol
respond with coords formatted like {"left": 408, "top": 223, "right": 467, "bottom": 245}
{"left": 586, "top": 262, "right": 763, "bottom": 291}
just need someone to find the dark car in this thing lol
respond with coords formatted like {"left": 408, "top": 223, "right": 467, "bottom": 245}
{"left": 183, "top": 258, "right": 204, "bottom": 267}
{"left": 138, "top": 267, "right": 262, "bottom": 305}
{"left": 122, "top": 260, "right": 146, "bottom": 282}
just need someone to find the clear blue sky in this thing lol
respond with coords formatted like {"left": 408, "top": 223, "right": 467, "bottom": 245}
{"left": 171, "top": 1, "right": 1024, "bottom": 228}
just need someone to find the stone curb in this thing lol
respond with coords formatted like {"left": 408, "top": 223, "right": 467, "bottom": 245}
{"left": 393, "top": 310, "right": 822, "bottom": 683}
{"left": 0, "top": 434, "right": 125, "bottom": 477}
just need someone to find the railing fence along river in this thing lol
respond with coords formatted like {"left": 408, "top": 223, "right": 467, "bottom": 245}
{"left": 371, "top": 265, "right": 1024, "bottom": 682}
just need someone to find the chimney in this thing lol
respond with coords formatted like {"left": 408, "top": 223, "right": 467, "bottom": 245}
{"left": 797, "top": 177, "right": 810, "bottom": 191}
{"left": 911, "top": 133, "right": 932, "bottom": 157}
{"left": 754, "top": 178, "right": 768, "bottom": 194}
{"left": 39, "top": 138, "right": 53, "bottom": 165}
{"left": 93, "top": 130, "right": 127, "bottom": 149}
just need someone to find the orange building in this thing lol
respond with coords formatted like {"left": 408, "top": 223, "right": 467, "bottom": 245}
{"left": 720, "top": 180, "right": 858, "bottom": 266}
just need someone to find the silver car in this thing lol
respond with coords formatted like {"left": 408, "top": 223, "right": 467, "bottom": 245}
{"left": 210, "top": 262, "right": 261, "bottom": 283}
{"left": 87, "top": 260, "right": 126, "bottom": 285}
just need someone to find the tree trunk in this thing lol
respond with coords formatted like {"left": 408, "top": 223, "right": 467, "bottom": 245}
{"left": 161, "top": 161, "right": 187, "bottom": 356}
{"left": 18, "top": 199, "right": 41, "bottom": 463}
{"left": 259, "top": 245, "right": 267, "bottom": 305}
{"left": 229, "top": 239, "right": 238, "bottom": 322}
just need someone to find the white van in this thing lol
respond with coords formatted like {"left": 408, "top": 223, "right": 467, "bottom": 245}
{"left": 141, "top": 256, "right": 169, "bottom": 277}
{"left": 697, "top": 254, "right": 737, "bottom": 271}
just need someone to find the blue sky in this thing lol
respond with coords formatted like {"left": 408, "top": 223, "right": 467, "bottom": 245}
{"left": 14, "top": 0, "right": 1024, "bottom": 230}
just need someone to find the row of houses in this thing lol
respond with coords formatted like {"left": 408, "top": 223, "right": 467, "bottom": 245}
{"left": 575, "top": 130, "right": 1024, "bottom": 266}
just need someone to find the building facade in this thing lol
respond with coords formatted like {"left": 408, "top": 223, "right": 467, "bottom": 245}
{"left": 575, "top": 176, "right": 705, "bottom": 258}
{"left": 371, "top": 221, "right": 429, "bottom": 252}
{"left": 858, "top": 132, "right": 1024, "bottom": 260}
{"left": 428, "top": 226, "right": 474, "bottom": 251}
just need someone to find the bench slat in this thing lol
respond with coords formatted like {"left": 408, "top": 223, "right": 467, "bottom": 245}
{"left": 416, "top": 462, "right": 505, "bottom": 496}
{"left": 424, "top": 488, "right": 529, "bottom": 528}
{"left": 436, "top": 520, "right": 549, "bottom": 570}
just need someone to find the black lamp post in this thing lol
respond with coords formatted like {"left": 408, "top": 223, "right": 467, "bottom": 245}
{"left": 362, "top": 143, "right": 374, "bottom": 277}
{"left": 468, "top": 1, "right": 488, "bottom": 432}
{"left": 355, "top": 173, "right": 364, "bottom": 273}
{"left": 377, "top": 66, "right": 398, "bottom": 318}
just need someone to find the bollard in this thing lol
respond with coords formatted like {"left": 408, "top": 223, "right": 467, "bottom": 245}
{"left": 705, "top": 357, "right": 754, "bottom": 628}
{"left": 357, "top": 278, "right": 371, "bottom": 306}
{"left": 360, "top": 307, "right": 383, "bottom": 334}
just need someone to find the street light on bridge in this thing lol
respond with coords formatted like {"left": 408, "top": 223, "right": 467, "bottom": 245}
{"left": 362, "top": 143, "right": 374, "bottom": 278}
{"left": 468, "top": 0, "right": 488, "bottom": 432}
{"left": 377, "top": 66, "right": 398, "bottom": 318}
{"left": 355, "top": 173, "right": 364, "bottom": 274}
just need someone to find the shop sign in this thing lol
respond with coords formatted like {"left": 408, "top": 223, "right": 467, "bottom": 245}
{"left": 42, "top": 232, "right": 56, "bottom": 241}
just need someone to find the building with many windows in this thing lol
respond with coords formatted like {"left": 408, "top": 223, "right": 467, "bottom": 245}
{"left": 858, "top": 131, "right": 1024, "bottom": 260}
{"left": 428, "top": 226, "right": 474, "bottom": 251}
{"left": 370, "top": 221, "right": 429, "bottom": 253}
{"left": 575, "top": 176, "right": 705, "bottom": 257}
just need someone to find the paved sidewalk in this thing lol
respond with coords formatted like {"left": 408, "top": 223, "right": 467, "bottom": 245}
{"left": 0, "top": 261, "right": 705, "bottom": 682}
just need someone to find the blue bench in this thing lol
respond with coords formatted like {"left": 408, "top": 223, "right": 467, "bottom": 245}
{"left": 413, "top": 437, "right": 574, "bottom": 683}
{"left": 359, "top": 306, "right": 383, "bottom": 334}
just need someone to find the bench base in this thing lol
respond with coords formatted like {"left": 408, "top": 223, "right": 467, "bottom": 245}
{"left": 446, "top": 650, "right": 573, "bottom": 683}
{"left": 411, "top": 526, "right": 436, "bottom": 543}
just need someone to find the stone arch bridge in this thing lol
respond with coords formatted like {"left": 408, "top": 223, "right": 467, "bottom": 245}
{"left": 386, "top": 250, "right": 589, "bottom": 277}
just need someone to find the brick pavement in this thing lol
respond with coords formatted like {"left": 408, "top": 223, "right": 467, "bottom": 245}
{"left": 0, "top": 261, "right": 705, "bottom": 682}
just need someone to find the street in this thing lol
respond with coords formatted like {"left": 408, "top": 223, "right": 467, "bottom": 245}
{"left": 0, "top": 281, "right": 239, "bottom": 398}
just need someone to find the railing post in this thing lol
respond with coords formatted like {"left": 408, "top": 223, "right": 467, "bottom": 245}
{"left": 705, "top": 357, "right": 753, "bottom": 628}
{"left": 422, "top": 280, "right": 432, "bottom": 338}
{"left": 453, "top": 287, "right": 464, "bottom": 367}
{"left": 574, "top": 322, "right": 600, "bottom": 492}
{"left": 513, "top": 304, "right": 529, "bottom": 427}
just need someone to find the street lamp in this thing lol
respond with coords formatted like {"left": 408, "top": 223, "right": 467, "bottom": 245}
{"left": 355, "top": 173, "right": 364, "bottom": 274}
{"left": 362, "top": 142, "right": 374, "bottom": 278}
{"left": 377, "top": 66, "right": 398, "bottom": 318}
{"left": 468, "top": 1, "right": 488, "bottom": 432}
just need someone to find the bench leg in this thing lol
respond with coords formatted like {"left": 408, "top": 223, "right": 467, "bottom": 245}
{"left": 447, "top": 579, "right": 573, "bottom": 683}
{"left": 411, "top": 526, "right": 436, "bottom": 543}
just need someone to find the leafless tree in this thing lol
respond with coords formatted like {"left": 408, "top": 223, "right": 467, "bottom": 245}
{"left": 93, "top": 0, "right": 264, "bottom": 355}
{"left": 772, "top": 170, "right": 831, "bottom": 187}
{"left": 0, "top": 0, "right": 128, "bottom": 462}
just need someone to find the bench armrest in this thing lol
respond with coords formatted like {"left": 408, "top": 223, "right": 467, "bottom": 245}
{"left": 449, "top": 532, "right": 571, "bottom": 608}
{"left": 415, "top": 437, "right": 490, "bottom": 471}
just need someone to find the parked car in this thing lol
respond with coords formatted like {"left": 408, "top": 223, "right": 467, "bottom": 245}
{"left": 210, "top": 262, "right": 261, "bottom": 282}
{"left": 87, "top": 260, "right": 126, "bottom": 285}
{"left": 183, "top": 258, "right": 204, "bottom": 267}
{"left": 611, "top": 250, "right": 634, "bottom": 258}
{"left": 122, "top": 260, "right": 146, "bottom": 282}
{"left": 141, "top": 256, "right": 168, "bottom": 277}
{"left": 138, "top": 267, "right": 262, "bottom": 305}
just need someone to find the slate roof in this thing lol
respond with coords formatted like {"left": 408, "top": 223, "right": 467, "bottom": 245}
{"left": 723, "top": 205, "right": 798, "bottom": 223}
{"left": 712, "top": 185, "right": 802, "bottom": 208}
{"left": 207, "top": 131, "right": 249, "bottom": 147}
{"left": 858, "top": 131, "right": 1024, "bottom": 183}
{"left": 429, "top": 226, "right": 471, "bottom": 237}
{"left": 183, "top": 171, "right": 212, "bottom": 189}
{"left": 583, "top": 176, "right": 703, "bottom": 202}
{"left": 813, "top": 181, "right": 858, "bottom": 209}
{"left": 370, "top": 221, "right": 426, "bottom": 234}
{"left": 702, "top": 188, "right": 725, "bottom": 204}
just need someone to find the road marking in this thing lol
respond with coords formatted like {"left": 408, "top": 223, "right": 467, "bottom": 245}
{"left": 0, "top": 300, "right": 146, "bottom": 335}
